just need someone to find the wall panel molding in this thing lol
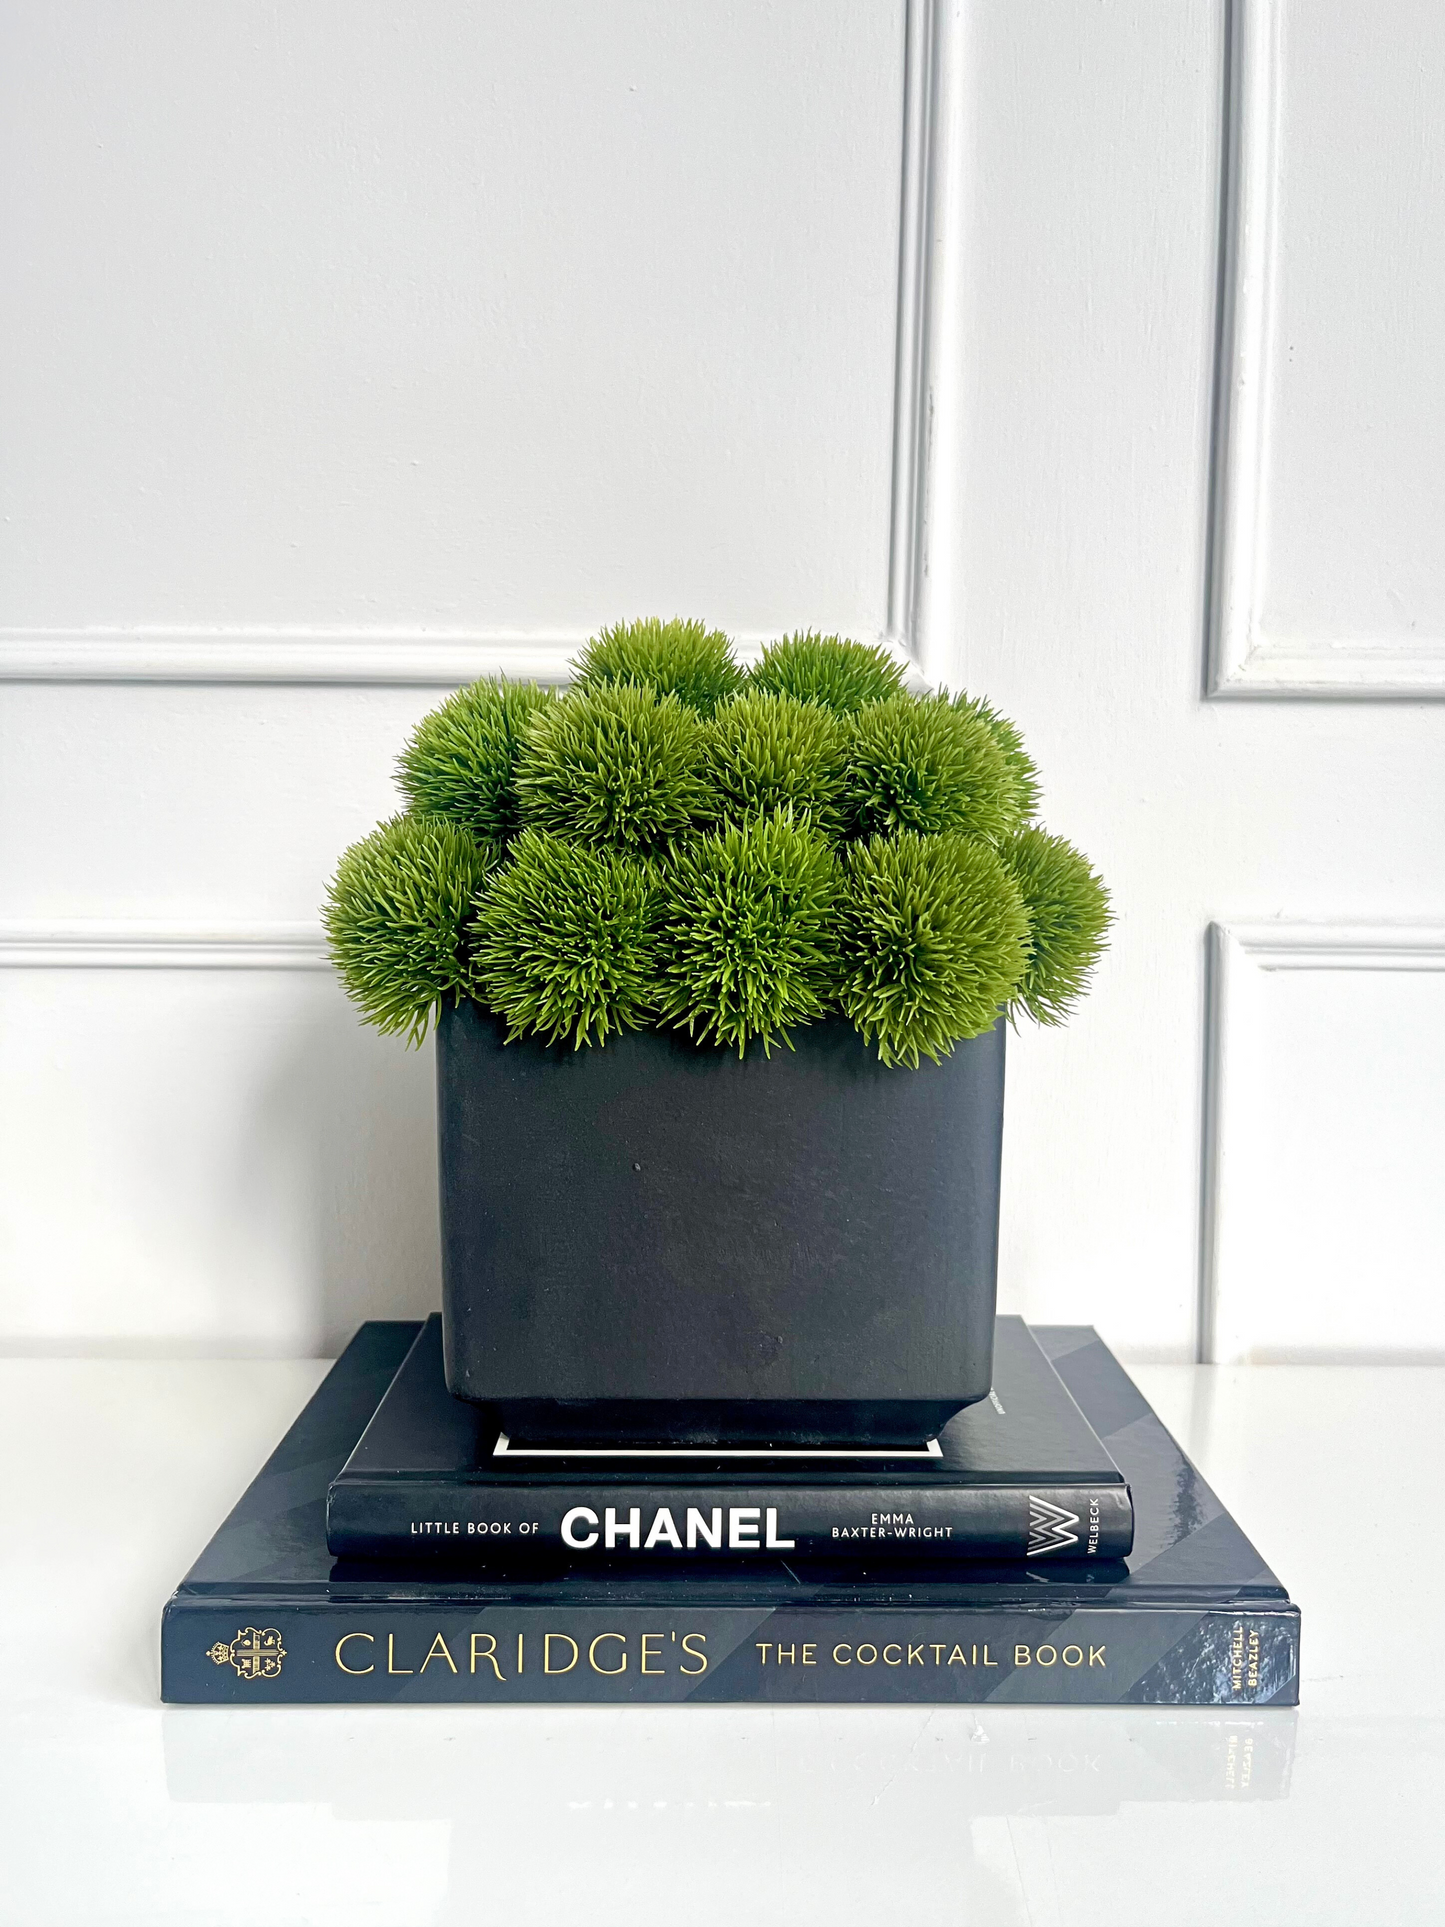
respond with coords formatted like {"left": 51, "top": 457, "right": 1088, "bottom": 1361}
{"left": 886, "top": 0, "right": 955, "bottom": 685}
{"left": 1200, "top": 921, "right": 1445, "bottom": 1363}
{"left": 0, "top": 922, "right": 327, "bottom": 969}
{"left": 1205, "top": 0, "right": 1445, "bottom": 700}
{"left": 0, "top": 627, "right": 927, "bottom": 689}
{"left": 1, "top": 1, "right": 954, "bottom": 691}
{"left": 0, "top": 632, "right": 595, "bottom": 688}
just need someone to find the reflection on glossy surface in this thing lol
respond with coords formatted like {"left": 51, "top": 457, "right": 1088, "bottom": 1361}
{"left": 160, "top": 1704, "right": 1297, "bottom": 1816}
{"left": 1, "top": 1358, "right": 1442, "bottom": 1924}
{"left": 155, "top": 1707, "right": 1296, "bottom": 1923}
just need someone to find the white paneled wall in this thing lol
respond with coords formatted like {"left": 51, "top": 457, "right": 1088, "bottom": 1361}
{"left": 0, "top": 932, "right": 438, "bottom": 1353}
{"left": 1202, "top": 928, "right": 1445, "bottom": 1364}
{"left": 2, "top": 0, "right": 1444, "bottom": 1362}
{"left": 952, "top": 0, "right": 1445, "bottom": 1360}
{"left": 0, "top": 1, "right": 908, "bottom": 669}
{"left": 0, "top": 0, "right": 941, "bottom": 1354}
{"left": 1205, "top": 927, "right": 1445, "bottom": 1361}
{"left": 1210, "top": 0, "right": 1445, "bottom": 695}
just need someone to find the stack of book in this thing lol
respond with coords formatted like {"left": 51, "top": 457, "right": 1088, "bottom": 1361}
{"left": 163, "top": 1316, "right": 1299, "bottom": 1706}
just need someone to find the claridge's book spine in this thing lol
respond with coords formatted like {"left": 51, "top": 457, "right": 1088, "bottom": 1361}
{"left": 164, "top": 1598, "right": 1298, "bottom": 1706}
{"left": 324, "top": 1481, "right": 1135, "bottom": 1563}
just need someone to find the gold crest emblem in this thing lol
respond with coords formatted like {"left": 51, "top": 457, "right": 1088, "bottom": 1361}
{"left": 206, "top": 1626, "right": 287, "bottom": 1680}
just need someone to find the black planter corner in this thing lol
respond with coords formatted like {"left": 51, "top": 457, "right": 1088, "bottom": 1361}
{"left": 436, "top": 1004, "right": 1005, "bottom": 1446}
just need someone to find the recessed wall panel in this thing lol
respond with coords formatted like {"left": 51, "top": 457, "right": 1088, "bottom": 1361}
{"left": 0, "top": 960, "right": 439, "bottom": 1353}
{"left": 1210, "top": 0, "right": 1445, "bottom": 693}
{"left": 0, "top": 1, "right": 905, "bottom": 644}
{"left": 1208, "top": 929, "right": 1445, "bottom": 1360}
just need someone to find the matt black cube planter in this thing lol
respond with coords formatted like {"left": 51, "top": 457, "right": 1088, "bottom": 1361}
{"left": 436, "top": 1002, "right": 1005, "bottom": 1446}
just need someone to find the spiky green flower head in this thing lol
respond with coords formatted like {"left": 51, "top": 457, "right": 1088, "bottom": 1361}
{"left": 573, "top": 617, "right": 745, "bottom": 716}
{"left": 839, "top": 830, "right": 1029, "bottom": 1067}
{"left": 999, "top": 826, "right": 1111, "bottom": 1025}
{"left": 749, "top": 632, "right": 908, "bottom": 715}
{"left": 396, "top": 678, "right": 553, "bottom": 843}
{"left": 947, "top": 690, "right": 1041, "bottom": 824}
{"left": 655, "top": 812, "right": 844, "bottom": 1054}
{"left": 468, "top": 831, "right": 661, "bottom": 1048}
{"left": 514, "top": 682, "right": 717, "bottom": 852}
{"left": 324, "top": 814, "right": 498, "bottom": 1044}
{"left": 843, "top": 694, "right": 1018, "bottom": 843}
{"left": 704, "top": 689, "right": 848, "bottom": 837}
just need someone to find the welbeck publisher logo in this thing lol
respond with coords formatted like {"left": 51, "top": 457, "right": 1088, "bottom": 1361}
{"left": 1026, "top": 1496, "right": 1081, "bottom": 1557}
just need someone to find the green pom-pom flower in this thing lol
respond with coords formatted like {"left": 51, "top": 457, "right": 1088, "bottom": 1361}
{"left": 840, "top": 831, "right": 1029, "bottom": 1066}
{"left": 514, "top": 683, "right": 716, "bottom": 852}
{"left": 323, "top": 814, "right": 498, "bottom": 1044}
{"left": 704, "top": 689, "right": 848, "bottom": 835}
{"left": 1000, "top": 826, "right": 1111, "bottom": 1025}
{"left": 469, "top": 831, "right": 661, "bottom": 1048}
{"left": 322, "top": 615, "right": 1109, "bottom": 1061}
{"left": 843, "top": 695, "right": 1016, "bottom": 842}
{"left": 574, "top": 617, "right": 744, "bottom": 715}
{"left": 396, "top": 678, "right": 553, "bottom": 842}
{"left": 655, "top": 813, "right": 843, "bottom": 1054}
{"left": 949, "top": 691, "right": 1041, "bottom": 824}
{"left": 749, "top": 633, "right": 907, "bottom": 714}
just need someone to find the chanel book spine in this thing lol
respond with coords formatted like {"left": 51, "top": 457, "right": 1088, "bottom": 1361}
{"left": 163, "top": 1598, "right": 1298, "bottom": 1706}
{"left": 325, "top": 1482, "right": 1135, "bottom": 1562}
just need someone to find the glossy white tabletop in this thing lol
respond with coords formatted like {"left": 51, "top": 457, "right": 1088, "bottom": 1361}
{"left": 1, "top": 1356, "right": 1440, "bottom": 1926}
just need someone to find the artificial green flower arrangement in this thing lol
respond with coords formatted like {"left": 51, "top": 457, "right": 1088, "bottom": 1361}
{"left": 324, "top": 621, "right": 1109, "bottom": 1066}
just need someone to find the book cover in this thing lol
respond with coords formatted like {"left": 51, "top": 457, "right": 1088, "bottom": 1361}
{"left": 160, "top": 1322, "right": 1300, "bottom": 1706}
{"left": 325, "top": 1315, "right": 1135, "bottom": 1564}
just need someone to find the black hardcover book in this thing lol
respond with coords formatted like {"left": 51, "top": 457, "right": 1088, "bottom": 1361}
{"left": 161, "top": 1322, "right": 1300, "bottom": 1706}
{"left": 325, "top": 1315, "right": 1135, "bottom": 1564}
